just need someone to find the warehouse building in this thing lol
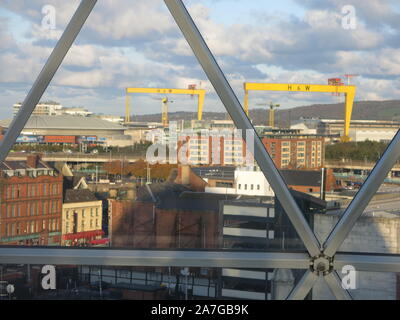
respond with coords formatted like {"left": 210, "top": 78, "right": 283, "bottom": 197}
{"left": 291, "top": 118, "right": 400, "bottom": 143}
{"left": 0, "top": 115, "right": 126, "bottom": 141}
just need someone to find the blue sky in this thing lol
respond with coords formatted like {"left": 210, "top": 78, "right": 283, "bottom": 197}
{"left": 0, "top": 0, "right": 400, "bottom": 119}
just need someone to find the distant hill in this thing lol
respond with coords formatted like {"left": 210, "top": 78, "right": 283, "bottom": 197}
{"left": 131, "top": 100, "right": 400, "bottom": 126}
{"left": 130, "top": 111, "right": 227, "bottom": 123}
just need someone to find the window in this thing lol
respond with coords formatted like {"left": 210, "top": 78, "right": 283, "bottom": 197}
{"left": 3, "top": 1, "right": 393, "bottom": 298}
{"left": 6, "top": 186, "right": 11, "bottom": 199}
{"left": 257, "top": 185, "right": 260, "bottom": 190}
{"left": 29, "top": 185, "right": 35, "bottom": 197}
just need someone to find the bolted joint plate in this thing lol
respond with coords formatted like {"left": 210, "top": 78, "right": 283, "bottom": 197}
{"left": 310, "top": 254, "right": 334, "bottom": 276}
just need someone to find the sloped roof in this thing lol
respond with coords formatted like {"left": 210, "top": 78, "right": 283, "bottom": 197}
{"left": 0, "top": 159, "right": 52, "bottom": 171}
{"left": 136, "top": 182, "right": 189, "bottom": 203}
{"left": 280, "top": 170, "right": 321, "bottom": 187}
{"left": 192, "top": 166, "right": 235, "bottom": 180}
{"left": 136, "top": 182, "right": 236, "bottom": 212}
{"left": 64, "top": 189, "right": 98, "bottom": 203}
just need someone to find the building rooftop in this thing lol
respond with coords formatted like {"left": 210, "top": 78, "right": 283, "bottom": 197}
{"left": 280, "top": 170, "right": 322, "bottom": 187}
{"left": 0, "top": 155, "right": 53, "bottom": 171}
{"left": 192, "top": 166, "right": 235, "bottom": 180}
{"left": 64, "top": 189, "right": 99, "bottom": 203}
{"left": 0, "top": 115, "right": 125, "bottom": 131}
{"left": 136, "top": 182, "right": 237, "bottom": 211}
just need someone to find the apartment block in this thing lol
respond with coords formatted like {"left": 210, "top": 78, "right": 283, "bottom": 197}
{"left": 0, "top": 155, "right": 63, "bottom": 245}
{"left": 262, "top": 135, "right": 325, "bottom": 169}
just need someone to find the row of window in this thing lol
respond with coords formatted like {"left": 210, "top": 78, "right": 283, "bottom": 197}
{"left": 189, "top": 145, "right": 208, "bottom": 150}
{"left": 5, "top": 183, "right": 60, "bottom": 199}
{"left": 238, "top": 184, "right": 261, "bottom": 191}
{"left": 5, "top": 200, "right": 61, "bottom": 218}
{"left": 4, "top": 218, "right": 60, "bottom": 237}
{"left": 65, "top": 208, "right": 100, "bottom": 219}
{"left": 281, "top": 159, "right": 322, "bottom": 166}
{"left": 65, "top": 219, "right": 100, "bottom": 233}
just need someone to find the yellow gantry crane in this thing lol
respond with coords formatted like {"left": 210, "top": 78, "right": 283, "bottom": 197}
{"left": 268, "top": 102, "right": 280, "bottom": 128}
{"left": 256, "top": 101, "right": 281, "bottom": 127}
{"left": 161, "top": 98, "right": 169, "bottom": 127}
{"left": 244, "top": 82, "right": 357, "bottom": 142}
{"left": 125, "top": 87, "right": 206, "bottom": 125}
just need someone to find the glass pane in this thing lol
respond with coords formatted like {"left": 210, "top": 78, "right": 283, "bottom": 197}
{"left": 1, "top": 0, "right": 400, "bottom": 301}
{"left": 0, "top": 264, "right": 311, "bottom": 300}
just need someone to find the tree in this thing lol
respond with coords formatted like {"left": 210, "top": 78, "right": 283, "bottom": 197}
{"left": 326, "top": 140, "right": 388, "bottom": 162}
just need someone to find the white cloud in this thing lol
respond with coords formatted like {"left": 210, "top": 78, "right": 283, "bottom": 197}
{"left": 0, "top": 0, "right": 400, "bottom": 118}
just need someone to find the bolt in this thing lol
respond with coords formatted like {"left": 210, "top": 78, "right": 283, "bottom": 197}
{"left": 316, "top": 262, "right": 326, "bottom": 272}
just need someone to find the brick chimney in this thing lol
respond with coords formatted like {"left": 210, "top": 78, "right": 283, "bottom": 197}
{"left": 27, "top": 154, "right": 41, "bottom": 168}
{"left": 181, "top": 165, "right": 191, "bottom": 185}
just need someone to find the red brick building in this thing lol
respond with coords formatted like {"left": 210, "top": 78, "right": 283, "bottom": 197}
{"left": 262, "top": 135, "right": 325, "bottom": 169}
{"left": 177, "top": 134, "right": 250, "bottom": 166}
{"left": 176, "top": 132, "right": 324, "bottom": 169}
{"left": 0, "top": 155, "right": 63, "bottom": 245}
{"left": 109, "top": 183, "right": 235, "bottom": 249}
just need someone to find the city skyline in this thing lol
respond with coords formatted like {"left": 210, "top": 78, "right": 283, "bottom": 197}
{"left": 1, "top": 0, "right": 400, "bottom": 119}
